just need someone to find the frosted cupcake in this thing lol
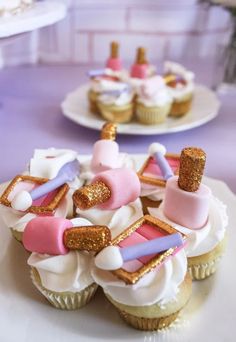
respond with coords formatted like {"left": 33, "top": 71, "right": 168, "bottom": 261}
{"left": 0, "top": 148, "right": 83, "bottom": 242}
{"left": 149, "top": 147, "right": 228, "bottom": 280}
{"left": 164, "top": 61, "right": 194, "bottom": 117}
{"left": 26, "top": 217, "right": 102, "bottom": 310}
{"left": 92, "top": 215, "right": 192, "bottom": 330}
{"left": 96, "top": 80, "right": 134, "bottom": 123}
{"left": 135, "top": 76, "right": 172, "bottom": 125}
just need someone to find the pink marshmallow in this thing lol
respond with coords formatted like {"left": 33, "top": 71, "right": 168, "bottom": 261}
{"left": 163, "top": 176, "right": 211, "bottom": 229}
{"left": 91, "top": 140, "right": 120, "bottom": 174}
{"left": 93, "top": 168, "right": 141, "bottom": 210}
{"left": 106, "top": 58, "right": 122, "bottom": 71}
{"left": 23, "top": 217, "right": 73, "bottom": 255}
{"left": 130, "top": 64, "right": 147, "bottom": 79}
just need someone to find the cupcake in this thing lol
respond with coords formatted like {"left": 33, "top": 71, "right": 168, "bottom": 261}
{"left": 26, "top": 217, "right": 99, "bottom": 310}
{"left": 92, "top": 215, "right": 192, "bottom": 330}
{"left": 149, "top": 147, "right": 228, "bottom": 280}
{"left": 0, "top": 148, "right": 83, "bottom": 242}
{"left": 96, "top": 78, "right": 134, "bottom": 123}
{"left": 135, "top": 76, "right": 172, "bottom": 125}
{"left": 164, "top": 61, "right": 194, "bottom": 117}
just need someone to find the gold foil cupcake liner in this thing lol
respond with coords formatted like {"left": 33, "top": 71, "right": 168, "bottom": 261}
{"left": 88, "top": 89, "right": 100, "bottom": 114}
{"left": 135, "top": 102, "right": 171, "bottom": 124}
{"left": 117, "top": 308, "right": 180, "bottom": 331}
{"left": 169, "top": 96, "right": 192, "bottom": 117}
{"left": 98, "top": 102, "right": 133, "bottom": 123}
{"left": 31, "top": 268, "right": 98, "bottom": 310}
{"left": 188, "top": 256, "right": 223, "bottom": 281}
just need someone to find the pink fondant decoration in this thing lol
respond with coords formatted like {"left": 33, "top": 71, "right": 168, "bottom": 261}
{"left": 23, "top": 216, "right": 73, "bottom": 255}
{"left": 91, "top": 140, "right": 120, "bottom": 174}
{"left": 106, "top": 58, "right": 122, "bottom": 71}
{"left": 164, "top": 176, "right": 211, "bottom": 229}
{"left": 93, "top": 168, "right": 141, "bottom": 210}
{"left": 136, "top": 223, "right": 167, "bottom": 240}
{"left": 143, "top": 156, "right": 179, "bottom": 180}
{"left": 122, "top": 259, "right": 143, "bottom": 272}
{"left": 130, "top": 64, "right": 147, "bottom": 79}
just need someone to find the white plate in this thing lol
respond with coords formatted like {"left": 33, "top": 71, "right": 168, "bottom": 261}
{"left": 61, "top": 84, "right": 220, "bottom": 135}
{"left": 0, "top": 154, "right": 235, "bottom": 342}
{"left": 0, "top": 1, "right": 66, "bottom": 38}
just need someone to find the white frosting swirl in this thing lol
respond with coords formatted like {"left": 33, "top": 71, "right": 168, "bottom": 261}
{"left": 136, "top": 76, "right": 172, "bottom": 107}
{"left": 76, "top": 198, "right": 143, "bottom": 238}
{"left": 164, "top": 61, "right": 195, "bottom": 101}
{"left": 91, "top": 249, "right": 187, "bottom": 306}
{"left": 27, "top": 217, "right": 94, "bottom": 293}
{"left": 98, "top": 90, "right": 134, "bottom": 106}
{"left": 148, "top": 196, "right": 228, "bottom": 257}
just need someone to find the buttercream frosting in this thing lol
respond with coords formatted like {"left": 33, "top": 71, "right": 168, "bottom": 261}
{"left": 27, "top": 217, "right": 94, "bottom": 293}
{"left": 91, "top": 248, "right": 187, "bottom": 307}
{"left": 148, "top": 195, "right": 228, "bottom": 257}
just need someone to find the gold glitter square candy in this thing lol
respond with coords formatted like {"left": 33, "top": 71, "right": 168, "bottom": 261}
{"left": 110, "top": 215, "right": 186, "bottom": 285}
{"left": 137, "top": 153, "right": 180, "bottom": 187}
{"left": 0, "top": 175, "right": 69, "bottom": 214}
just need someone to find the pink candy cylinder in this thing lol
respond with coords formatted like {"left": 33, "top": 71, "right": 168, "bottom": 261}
{"left": 130, "top": 64, "right": 147, "bottom": 79}
{"left": 93, "top": 168, "right": 141, "bottom": 210}
{"left": 23, "top": 217, "right": 73, "bottom": 255}
{"left": 163, "top": 176, "right": 211, "bottom": 229}
{"left": 91, "top": 140, "right": 120, "bottom": 174}
{"left": 106, "top": 58, "right": 122, "bottom": 71}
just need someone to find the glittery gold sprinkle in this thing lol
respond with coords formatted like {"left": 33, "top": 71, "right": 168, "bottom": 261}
{"left": 111, "top": 41, "right": 119, "bottom": 58}
{"left": 0, "top": 175, "right": 69, "bottom": 214}
{"left": 64, "top": 225, "right": 111, "bottom": 252}
{"left": 178, "top": 147, "right": 206, "bottom": 192}
{"left": 136, "top": 47, "right": 148, "bottom": 65}
{"left": 111, "top": 215, "right": 187, "bottom": 285}
{"left": 100, "top": 122, "right": 117, "bottom": 141}
{"left": 73, "top": 181, "right": 111, "bottom": 210}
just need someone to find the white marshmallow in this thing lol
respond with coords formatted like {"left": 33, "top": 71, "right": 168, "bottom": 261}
{"left": 95, "top": 246, "right": 123, "bottom": 270}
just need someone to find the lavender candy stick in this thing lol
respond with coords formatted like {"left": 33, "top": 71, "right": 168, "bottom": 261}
{"left": 120, "top": 233, "right": 183, "bottom": 262}
{"left": 87, "top": 69, "right": 106, "bottom": 77}
{"left": 149, "top": 143, "right": 174, "bottom": 180}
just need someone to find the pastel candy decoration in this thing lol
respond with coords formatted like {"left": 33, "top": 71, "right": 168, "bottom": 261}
{"left": 95, "top": 232, "right": 183, "bottom": 270}
{"left": 148, "top": 143, "right": 174, "bottom": 180}
{"left": 91, "top": 122, "right": 120, "bottom": 174}
{"left": 163, "top": 147, "right": 211, "bottom": 229}
{"left": 11, "top": 159, "right": 80, "bottom": 211}
{"left": 23, "top": 216, "right": 111, "bottom": 255}
{"left": 106, "top": 41, "right": 122, "bottom": 71}
{"left": 73, "top": 168, "right": 141, "bottom": 210}
{"left": 130, "top": 47, "right": 148, "bottom": 79}
{"left": 87, "top": 69, "right": 106, "bottom": 77}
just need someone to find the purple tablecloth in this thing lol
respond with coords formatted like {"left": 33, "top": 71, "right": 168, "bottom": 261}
{"left": 0, "top": 65, "right": 235, "bottom": 193}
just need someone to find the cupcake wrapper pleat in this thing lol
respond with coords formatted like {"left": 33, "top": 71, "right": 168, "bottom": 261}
{"left": 188, "top": 255, "right": 223, "bottom": 280}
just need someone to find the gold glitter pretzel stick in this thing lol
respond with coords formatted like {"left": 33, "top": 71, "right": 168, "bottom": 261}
{"left": 64, "top": 225, "right": 111, "bottom": 252}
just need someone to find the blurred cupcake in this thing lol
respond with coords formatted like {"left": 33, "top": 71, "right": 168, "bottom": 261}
{"left": 97, "top": 81, "right": 134, "bottom": 123}
{"left": 135, "top": 76, "right": 172, "bottom": 125}
{"left": 164, "top": 61, "right": 194, "bottom": 117}
{"left": 27, "top": 217, "right": 98, "bottom": 310}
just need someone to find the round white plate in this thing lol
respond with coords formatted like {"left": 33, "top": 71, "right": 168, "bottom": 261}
{"left": 0, "top": 1, "right": 66, "bottom": 38}
{"left": 0, "top": 154, "right": 235, "bottom": 342}
{"left": 61, "top": 84, "right": 220, "bottom": 135}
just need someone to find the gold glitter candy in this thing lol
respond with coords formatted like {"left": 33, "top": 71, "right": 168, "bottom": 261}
{"left": 137, "top": 153, "right": 180, "bottom": 187}
{"left": 100, "top": 122, "right": 117, "bottom": 141}
{"left": 136, "top": 47, "right": 148, "bottom": 65}
{"left": 73, "top": 181, "right": 111, "bottom": 210}
{"left": 111, "top": 215, "right": 186, "bottom": 285}
{"left": 0, "top": 175, "right": 69, "bottom": 214}
{"left": 64, "top": 225, "right": 111, "bottom": 252}
{"left": 110, "top": 41, "right": 119, "bottom": 58}
{"left": 178, "top": 147, "right": 206, "bottom": 192}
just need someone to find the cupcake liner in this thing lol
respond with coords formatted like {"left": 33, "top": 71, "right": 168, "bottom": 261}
{"left": 188, "top": 255, "right": 223, "bottom": 281}
{"left": 31, "top": 268, "right": 98, "bottom": 310}
{"left": 135, "top": 102, "right": 171, "bottom": 124}
{"left": 11, "top": 228, "right": 23, "bottom": 243}
{"left": 88, "top": 90, "right": 100, "bottom": 114}
{"left": 169, "top": 95, "right": 193, "bottom": 117}
{"left": 117, "top": 308, "right": 180, "bottom": 331}
{"left": 187, "top": 235, "right": 227, "bottom": 281}
{"left": 98, "top": 102, "right": 133, "bottom": 123}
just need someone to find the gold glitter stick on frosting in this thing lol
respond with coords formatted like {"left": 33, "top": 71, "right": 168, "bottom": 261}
{"left": 22, "top": 216, "right": 111, "bottom": 255}
{"left": 100, "top": 122, "right": 117, "bottom": 141}
{"left": 110, "top": 41, "right": 119, "bottom": 59}
{"left": 136, "top": 47, "right": 148, "bottom": 65}
{"left": 163, "top": 146, "right": 211, "bottom": 230}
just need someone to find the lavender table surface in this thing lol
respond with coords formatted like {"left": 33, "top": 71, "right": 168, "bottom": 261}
{"left": 0, "top": 65, "right": 235, "bottom": 194}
